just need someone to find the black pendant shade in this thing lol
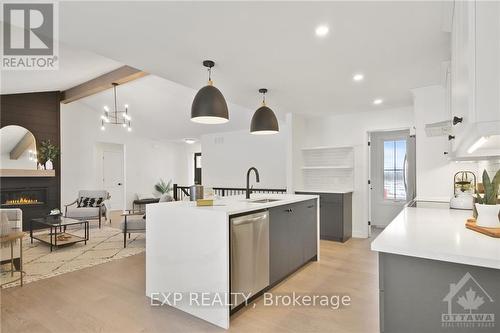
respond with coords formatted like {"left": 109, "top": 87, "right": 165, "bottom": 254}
{"left": 191, "top": 60, "right": 229, "bottom": 124}
{"left": 250, "top": 89, "right": 279, "bottom": 135}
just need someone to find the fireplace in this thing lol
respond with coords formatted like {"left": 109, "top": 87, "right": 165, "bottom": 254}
{"left": 1, "top": 188, "right": 48, "bottom": 208}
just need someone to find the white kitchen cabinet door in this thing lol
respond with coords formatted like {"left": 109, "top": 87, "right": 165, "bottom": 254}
{"left": 475, "top": 0, "right": 500, "bottom": 123}
{"left": 450, "top": 0, "right": 475, "bottom": 153}
{"left": 449, "top": 0, "right": 500, "bottom": 159}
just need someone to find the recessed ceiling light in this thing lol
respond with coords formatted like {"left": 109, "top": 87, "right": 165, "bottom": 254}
{"left": 315, "top": 25, "right": 329, "bottom": 37}
{"left": 353, "top": 73, "right": 364, "bottom": 82}
{"left": 373, "top": 98, "right": 383, "bottom": 105}
{"left": 184, "top": 138, "right": 197, "bottom": 144}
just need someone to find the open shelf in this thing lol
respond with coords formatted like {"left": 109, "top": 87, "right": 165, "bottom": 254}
{"left": 300, "top": 146, "right": 354, "bottom": 191}
{"left": 0, "top": 169, "right": 55, "bottom": 177}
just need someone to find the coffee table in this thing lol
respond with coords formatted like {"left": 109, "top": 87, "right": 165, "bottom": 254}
{"left": 30, "top": 216, "right": 89, "bottom": 252}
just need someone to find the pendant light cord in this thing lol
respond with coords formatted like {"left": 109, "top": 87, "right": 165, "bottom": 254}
{"left": 262, "top": 91, "right": 266, "bottom": 106}
{"left": 207, "top": 67, "right": 213, "bottom": 85}
{"left": 113, "top": 84, "right": 118, "bottom": 119}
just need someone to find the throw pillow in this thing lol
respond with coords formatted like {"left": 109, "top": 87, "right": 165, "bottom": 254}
{"left": 137, "top": 193, "right": 156, "bottom": 200}
{"left": 77, "top": 197, "right": 104, "bottom": 207}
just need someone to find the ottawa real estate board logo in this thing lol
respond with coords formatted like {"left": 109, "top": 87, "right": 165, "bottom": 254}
{"left": 1, "top": 1, "right": 58, "bottom": 70}
{"left": 442, "top": 272, "right": 495, "bottom": 329}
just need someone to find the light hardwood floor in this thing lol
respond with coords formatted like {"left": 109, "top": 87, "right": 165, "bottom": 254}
{"left": 1, "top": 216, "right": 380, "bottom": 333}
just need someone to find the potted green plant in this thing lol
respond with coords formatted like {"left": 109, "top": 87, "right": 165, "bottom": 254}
{"left": 38, "top": 140, "right": 60, "bottom": 170}
{"left": 475, "top": 169, "right": 500, "bottom": 227}
{"left": 154, "top": 179, "right": 174, "bottom": 202}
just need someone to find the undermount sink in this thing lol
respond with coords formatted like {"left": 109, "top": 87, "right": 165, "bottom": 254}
{"left": 249, "top": 198, "right": 282, "bottom": 203}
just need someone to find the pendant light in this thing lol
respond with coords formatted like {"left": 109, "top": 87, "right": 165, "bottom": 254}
{"left": 250, "top": 88, "right": 279, "bottom": 135}
{"left": 191, "top": 60, "right": 229, "bottom": 124}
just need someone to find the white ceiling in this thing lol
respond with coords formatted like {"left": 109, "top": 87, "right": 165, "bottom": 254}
{"left": 1, "top": 43, "right": 122, "bottom": 94}
{"left": 58, "top": 1, "right": 450, "bottom": 115}
{"left": 78, "top": 75, "right": 254, "bottom": 141}
{"left": 1, "top": 42, "right": 254, "bottom": 140}
{"left": 1, "top": 2, "right": 450, "bottom": 141}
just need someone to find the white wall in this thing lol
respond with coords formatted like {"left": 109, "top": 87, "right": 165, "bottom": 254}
{"left": 61, "top": 102, "right": 184, "bottom": 210}
{"left": 296, "top": 107, "right": 415, "bottom": 238}
{"left": 412, "top": 85, "right": 474, "bottom": 201}
{"left": 287, "top": 113, "right": 306, "bottom": 192}
{"left": 201, "top": 127, "right": 288, "bottom": 189}
{"left": 175, "top": 142, "right": 201, "bottom": 186}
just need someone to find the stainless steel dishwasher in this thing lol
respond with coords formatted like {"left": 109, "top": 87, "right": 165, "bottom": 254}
{"left": 230, "top": 211, "right": 269, "bottom": 309}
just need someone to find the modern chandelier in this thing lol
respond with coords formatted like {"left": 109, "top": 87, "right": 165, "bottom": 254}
{"left": 100, "top": 82, "right": 132, "bottom": 132}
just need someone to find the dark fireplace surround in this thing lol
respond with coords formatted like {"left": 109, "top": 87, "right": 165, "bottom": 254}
{"left": 0, "top": 91, "right": 61, "bottom": 230}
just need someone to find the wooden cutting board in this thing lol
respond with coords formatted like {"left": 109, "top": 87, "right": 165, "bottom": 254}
{"left": 466, "top": 218, "right": 500, "bottom": 238}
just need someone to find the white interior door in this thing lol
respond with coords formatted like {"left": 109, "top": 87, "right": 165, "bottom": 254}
{"left": 103, "top": 150, "right": 124, "bottom": 210}
{"left": 370, "top": 130, "right": 415, "bottom": 227}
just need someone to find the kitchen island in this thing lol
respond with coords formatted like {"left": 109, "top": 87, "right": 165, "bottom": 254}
{"left": 146, "top": 194, "right": 319, "bottom": 329}
{"left": 371, "top": 204, "right": 500, "bottom": 333}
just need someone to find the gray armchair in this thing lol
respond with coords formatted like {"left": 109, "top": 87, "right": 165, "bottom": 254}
{"left": 120, "top": 210, "right": 145, "bottom": 248}
{"left": 0, "top": 208, "right": 22, "bottom": 267}
{"left": 65, "top": 190, "right": 110, "bottom": 228}
{"left": 120, "top": 194, "right": 172, "bottom": 247}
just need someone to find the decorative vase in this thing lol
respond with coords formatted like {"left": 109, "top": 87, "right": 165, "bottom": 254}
{"left": 45, "top": 159, "right": 53, "bottom": 170}
{"left": 474, "top": 203, "right": 500, "bottom": 228}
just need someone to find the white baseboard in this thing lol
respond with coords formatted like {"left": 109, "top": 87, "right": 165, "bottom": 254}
{"left": 352, "top": 229, "right": 368, "bottom": 239}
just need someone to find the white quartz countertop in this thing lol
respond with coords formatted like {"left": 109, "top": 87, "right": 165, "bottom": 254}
{"left": 157, "top": 193, "right": 319, "bottom": 215}
{"left": 294, "top": 189, "right": 354, "bottom": 194}
{"left": 371, "top": 206, "right": 500, "bottom": 269}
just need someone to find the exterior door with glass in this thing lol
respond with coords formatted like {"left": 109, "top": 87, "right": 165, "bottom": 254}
{"left": 370, "top": 130, "right": 416, "bottom": 227}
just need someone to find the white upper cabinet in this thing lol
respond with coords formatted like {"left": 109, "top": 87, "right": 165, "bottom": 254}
{"left": 475, "top": 1, "right": 500, "bottom": 124}
{"left": 450, "top": 0, "right": 500, "bottom": 159}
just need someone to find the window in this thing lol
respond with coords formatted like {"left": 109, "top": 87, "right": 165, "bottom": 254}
{"left": 383, "top": 140, "right": 407, "bottom": 201}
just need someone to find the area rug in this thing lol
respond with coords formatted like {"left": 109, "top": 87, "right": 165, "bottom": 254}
{"left": 0, "top": 225, "right": 145, "bottom": 288}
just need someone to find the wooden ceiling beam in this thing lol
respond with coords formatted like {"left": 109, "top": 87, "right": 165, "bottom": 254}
{"left": 60, "top": 65, "right": 148, "bottom": 104}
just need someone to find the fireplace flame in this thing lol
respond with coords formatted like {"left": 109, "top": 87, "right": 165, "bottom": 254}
{"left": 4, "top": 197, "right": 40, "bottom": 205}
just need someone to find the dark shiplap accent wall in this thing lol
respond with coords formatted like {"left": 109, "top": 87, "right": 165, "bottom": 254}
{"left": 0, "top": 91, "right": 61, "bottom": 230}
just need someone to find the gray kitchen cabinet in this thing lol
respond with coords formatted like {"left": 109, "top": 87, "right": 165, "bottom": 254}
{"left": 298, "top": 200, "right": 318, "bottom": 262}
{"left": 269, "top": 199, "right": 317, "bottom": 285}
{"left": 269, "top": 203, "right": 293, "bottom": 285}
{"left": 288, "top": 209, "right": 304, "bottom": 272}
{"left": 296, "top": 192, "right": 352, "bottom": 242}
{"left": 378, "top": 252, "right": 500, "bottom": 333}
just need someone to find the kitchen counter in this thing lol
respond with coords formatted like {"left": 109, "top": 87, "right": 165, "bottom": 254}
{"left": 161, "top": 193, "right": 319, "bottom": 215}
{"left": 371, "top": 206, "right": 500, "bottom": 269}
{"left": 146, "top": 194, "right": 319, "bottom": 329}
{"left": 295, "top": 189, "right": 354, "bottom": 194}
{"left": 372, "top": 205, "right": 500, "bottom": 333}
